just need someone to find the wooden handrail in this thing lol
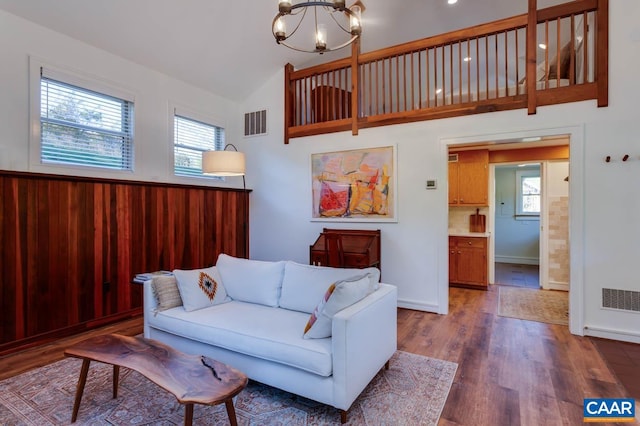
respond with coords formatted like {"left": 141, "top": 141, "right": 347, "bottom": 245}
{"left": 283, "top": 0, "right": 607, "bottom": 143}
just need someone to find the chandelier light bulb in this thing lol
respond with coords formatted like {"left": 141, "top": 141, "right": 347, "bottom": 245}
{"left": 275, "top": 17, "right": 286, "bottom": 41}
{"left": 350, "top": 5, "right": 362, "bottom": 35}
{"left": 316, "top": 24, "right": 327, "bottom": 51}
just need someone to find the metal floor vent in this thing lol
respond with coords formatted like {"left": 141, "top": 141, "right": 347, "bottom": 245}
{"left": 244, "top": 109, "right": 267, "bottom": 136}
{"left": 602, "top": 288, "right": 640, "bottom": 312}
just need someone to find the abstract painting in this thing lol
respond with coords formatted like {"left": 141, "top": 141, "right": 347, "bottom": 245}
{"left": 311, "top": 146, "right": 396, "bottom": 221}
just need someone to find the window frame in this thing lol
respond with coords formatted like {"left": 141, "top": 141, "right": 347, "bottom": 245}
{"left": 515, "top": 168, "right": 541, "bottom": 219}
{"left": 170, "top": 104, "right": 226, "bottom": 180}
{"left": 29, "top": 58, "right": 136, "bottom": 174}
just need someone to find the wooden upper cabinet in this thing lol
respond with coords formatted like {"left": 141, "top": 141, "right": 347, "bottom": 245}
{"left": 448, "top": 149, "right": 489, "bottom": 206}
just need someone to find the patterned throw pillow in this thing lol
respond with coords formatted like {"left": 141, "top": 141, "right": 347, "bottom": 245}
{"left": 173, "top": 266, "right": 229, "bottom": 312}
{"left": 303, "top": 273, "right": 373, "bottom": 339}
{"left": 151, "top": 275, "right": 183, "bottom": 311}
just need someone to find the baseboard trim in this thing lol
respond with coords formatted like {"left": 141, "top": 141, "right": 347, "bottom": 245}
{"left": 545, "top": 281, "right": 569, "bottom": 291}
{"left": 495, "top": 256, "right": 539, "bottom": 265}
{"left": 583, "top": 325, "right": 640, "bottom": 344}
{"left": 397, "top": 299, "right": 440, "bottom": 314}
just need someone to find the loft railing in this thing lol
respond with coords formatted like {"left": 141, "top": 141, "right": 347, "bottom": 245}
{"left": 283, "top": 0, "right": 608, "bottom": 144}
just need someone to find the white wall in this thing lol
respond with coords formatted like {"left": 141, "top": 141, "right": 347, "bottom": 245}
{"left": 242, "top": 1, "right": 640, "bottom": 341}
{"left": 494, "top": 165, "right": 540, "bottom": 264}
{"left": 0, "top": 9, "right": 242, "bottom": 189}
{"left": 546, "top": 162, "right": 569, "bottom": 198}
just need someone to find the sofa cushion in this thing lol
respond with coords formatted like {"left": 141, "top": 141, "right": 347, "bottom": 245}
{"left": 303, "top": 273, "right": 373, "bottom": 339}
{"left": 173, "top": 266, "right": 229, "bottom": 312}
{"left": 215, "top": 254, "right": 285, "bottom": 307}
{"left": 279, "top": 261, "right": 380, "bottom": 313}
{"left": 151, "top": 275, "right": 183, "bottom": 311}
{"left": 148, "top": 301, "right": 333, "bottom": 376}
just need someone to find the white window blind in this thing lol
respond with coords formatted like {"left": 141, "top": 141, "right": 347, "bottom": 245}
{"left": 40, "top": 71, "right": 134, "bottom": 170}
{"left": 174, "top": 114, "right": 225, "bottom": 177}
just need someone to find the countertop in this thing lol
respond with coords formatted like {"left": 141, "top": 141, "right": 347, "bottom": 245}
{"left": 449, "top": 231, "right": 491, "bottom": 238}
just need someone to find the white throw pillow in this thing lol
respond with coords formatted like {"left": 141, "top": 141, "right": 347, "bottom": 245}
{"left": 303, "top": 273, "right": 373, "bottom": 339}
{"left": 280, "top": 261, "right": 380, "bottom": 313}
{"left": 173, "top": 266, "right": 229, "bottom": 312}
{"left": 215, "top": 254, "right": 285, "bottom": 307}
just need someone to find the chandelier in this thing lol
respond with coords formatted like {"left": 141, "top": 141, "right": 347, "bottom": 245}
{"left": 272, "top": 1, "right": 363, "bottom": 54}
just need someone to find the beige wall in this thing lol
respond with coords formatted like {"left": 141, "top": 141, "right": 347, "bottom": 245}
{"left": 548, "top": 195, "right": 569, "bottom": 285}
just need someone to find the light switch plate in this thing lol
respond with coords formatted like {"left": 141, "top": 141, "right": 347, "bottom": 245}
{"left": 425, "top": 179, "right": 437, "bottom": 189}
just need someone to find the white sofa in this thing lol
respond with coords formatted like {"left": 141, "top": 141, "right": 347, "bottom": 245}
{"left": 143, "top": 255, "right": 397, "bottom": 422}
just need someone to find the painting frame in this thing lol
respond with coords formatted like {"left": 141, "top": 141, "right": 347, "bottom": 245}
{"left": 310, "top": 145, "right": 398, "bottom": 222}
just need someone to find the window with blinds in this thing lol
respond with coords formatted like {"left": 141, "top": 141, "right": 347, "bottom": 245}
{"left": 40, "top": 74, "right": 134, "bottom": 170}
{"left": 174, "top": 114, "right": 225, "bottom": 177}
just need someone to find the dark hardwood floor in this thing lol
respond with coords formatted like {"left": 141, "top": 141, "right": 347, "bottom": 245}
{"left": 398, "top": 286, "right": 637, "bottom": 425}
{"left": 591, "top": 337, "right": 640, "bottom": 400}
{"left": 0, "top": 286, "right": 637, "bottom": 425}
{"left": 0, "top": 317, "right": 143, "bottom": 381}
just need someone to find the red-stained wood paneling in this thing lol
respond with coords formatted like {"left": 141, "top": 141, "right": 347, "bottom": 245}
{"left": 0, "top": 171, "right": 248, "bottom": 354}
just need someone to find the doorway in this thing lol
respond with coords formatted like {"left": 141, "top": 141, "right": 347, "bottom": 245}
{"left": 494, "top": 163, "right": 542, "bottom": 289}
{"left": 446, "top": 138, "right": 570, "bottom": 292}
{"left": 442, "top": 125, "right": 584, "bottom": 335}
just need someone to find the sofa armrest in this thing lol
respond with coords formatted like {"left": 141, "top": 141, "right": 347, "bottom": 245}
{"left": 331, "top": 283, "right": 397, "bottom": 410}
{"left": 143, "top": 279, "right": 156, "bottom": 337}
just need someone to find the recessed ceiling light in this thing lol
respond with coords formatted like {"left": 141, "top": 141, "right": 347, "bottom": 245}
{"left": 463, "top": 56, "right": 472, "bottom": 62}
{"left": 538, "top": 43, "right": 547, "bottom": 49}
{"left": 448, "top": 0, "right": 458, "bottom": 4}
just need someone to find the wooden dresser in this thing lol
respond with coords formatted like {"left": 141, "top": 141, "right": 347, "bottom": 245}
{"left": 310, "top": 228, "right": 381, "bottom": 274}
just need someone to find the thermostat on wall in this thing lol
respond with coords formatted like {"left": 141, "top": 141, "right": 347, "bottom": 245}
{"left": 425, "top": 179, "right": 437, "bottom": 189}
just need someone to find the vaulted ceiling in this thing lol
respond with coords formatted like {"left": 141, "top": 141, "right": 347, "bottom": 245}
{"left": 0, "top": 0, "right": 566, "bottom": 103}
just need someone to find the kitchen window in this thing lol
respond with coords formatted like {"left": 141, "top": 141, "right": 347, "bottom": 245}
{"left": 516, "top": 169, "right": 541, "bottom": 218}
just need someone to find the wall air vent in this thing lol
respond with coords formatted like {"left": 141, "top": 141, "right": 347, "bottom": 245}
{"left": 602, "top": 288, "right": 640, "bottom": 312}
{"left": 244, "top": 109, "right": 267, "bottom": 137}
{"left": 448, "top": 153, "right": 459, "bottom": 162}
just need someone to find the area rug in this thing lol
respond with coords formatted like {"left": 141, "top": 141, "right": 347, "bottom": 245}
{"left": 0, "top": 350, "right": 457, "bottom": 425}
{"left": 498, "top": 286, "right": 569, "bottom": 325}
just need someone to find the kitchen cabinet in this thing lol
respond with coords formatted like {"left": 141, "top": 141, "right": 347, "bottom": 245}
{"left": 448, "top": 149, "right": 489, "bottom": 206}
{"left": 449, "top": 236, "right": 488, "bottom": 289}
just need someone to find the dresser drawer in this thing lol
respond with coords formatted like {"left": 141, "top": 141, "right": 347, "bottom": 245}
{"left": 452, "top": 237, "right": 486, "bottom": 248}
{"left": 344, "top": 254, "right": 370, "bottom": 268}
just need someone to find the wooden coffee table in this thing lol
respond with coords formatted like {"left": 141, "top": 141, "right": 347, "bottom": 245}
{"left": 64, "top": 334, "right": 248, "bottom": 425}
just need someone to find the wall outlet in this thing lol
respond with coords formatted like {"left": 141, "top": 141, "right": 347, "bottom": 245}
{"left": 425, "top": 179, "right": 437, "bottom": 189}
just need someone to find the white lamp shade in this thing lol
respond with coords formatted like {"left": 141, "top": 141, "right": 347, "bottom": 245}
{"left": 202, "top": 150, "right": 246, "bottom": 176}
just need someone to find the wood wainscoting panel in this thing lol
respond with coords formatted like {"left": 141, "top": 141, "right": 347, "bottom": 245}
{"left": 0, "top": 171, "right": 248, "bottom": 354}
